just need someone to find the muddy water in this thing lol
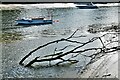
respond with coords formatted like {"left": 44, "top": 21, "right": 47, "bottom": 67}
{"left": 1, "top": 5, "right": 118, "bottom": 78}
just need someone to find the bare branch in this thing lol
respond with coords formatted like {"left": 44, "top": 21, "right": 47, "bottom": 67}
{"left": 99, "top": 37, "right": 106, "bottom": 48}
{"left": 19, "top": 29, "right": 81, "bottom": 65}
{"left": 55, "top": 45, "right": 75, "bottom": 51}
{"left": 67, "top": 29, "right": 79, "bottom": 39}
{"left": 72, "top": 35, "right": 87, "bottom": 38}
{"left": 19, "top": 30, "right": 119, "bottom": 67}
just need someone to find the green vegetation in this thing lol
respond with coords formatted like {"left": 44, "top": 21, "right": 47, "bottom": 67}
{"left": 0, "top": 32, "right": 23, "bottom": 43}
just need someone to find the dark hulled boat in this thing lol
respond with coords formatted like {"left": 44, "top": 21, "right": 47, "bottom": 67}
{"left": 75, "top": 2, "right": 98, "bottom": 9}
{"left": 16, "top": 17, "right": 52, "bottom": 25}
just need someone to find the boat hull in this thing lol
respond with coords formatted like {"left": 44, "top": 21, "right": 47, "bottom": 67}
{"left": 16, "top": 19, "right": 52, "bottom": 25}
{"left": 76, "top": 6, "right": 98, "bottom": 9}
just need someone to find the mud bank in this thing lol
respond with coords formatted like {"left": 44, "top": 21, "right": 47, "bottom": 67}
{"left": 78, "top": 23, "right": 119, "bottom": 78}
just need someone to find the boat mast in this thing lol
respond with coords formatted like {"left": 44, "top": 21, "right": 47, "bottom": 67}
{"left": 48, "top": 10, "right": 53, "bottom": 20}
{"left": 90, "top": 2, "right": 93, "bottom": 5}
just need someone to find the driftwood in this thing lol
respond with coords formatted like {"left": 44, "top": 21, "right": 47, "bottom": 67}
{"left": 19, "top": 29, "right": 120, "bottom": 67}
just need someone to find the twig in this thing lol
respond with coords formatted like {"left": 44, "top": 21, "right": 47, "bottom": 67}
{"left": 67, "top": 29, "right": 79, "bottom": 39}
{"left": 55, "top": 45, "right": 75, "bottom": 51}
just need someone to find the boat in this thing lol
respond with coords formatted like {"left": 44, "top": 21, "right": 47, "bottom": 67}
{"left": 15, "top": 17, "right": 53, "bottom": 25}
{"left": 75, "top": 2, "right": 98, "bottom": 9}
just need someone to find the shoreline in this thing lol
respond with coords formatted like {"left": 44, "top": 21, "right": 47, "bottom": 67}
{"left": 0, "top": 3, "right": 119, "bottom": 10}
{"left": 79, "top": 52, "right": 118, "bottom": 78}
{"left": 0, "top": 3, "right": 76, "bottom": 10}
{"left": 79, "top": 23, "right": 119, "bottom": 78}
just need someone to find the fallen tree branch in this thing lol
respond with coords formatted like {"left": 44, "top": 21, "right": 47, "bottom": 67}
{"left": 19, "top": 29, "right": 119, "bottom": 67}
{"left": 19, "top": 29, "right": 80, "bottom": 65}
{"left": 55, "top": 45, "right": 75, "bottom": 51}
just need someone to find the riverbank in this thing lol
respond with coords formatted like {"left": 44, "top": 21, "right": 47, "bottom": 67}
{"left": 0, "top": 3, "right": 75, "bottom": 10}
{"left": 79, "top": 23, "right": 120, "bottom": 78}
{"left": 79, "top": 51, "right": 118, "bottom": 78}
{"left": 0, "top": 3, "right": 119, "bottom": 10}
{"left": 2, "top": 24, "right": 119, "bottom": 78}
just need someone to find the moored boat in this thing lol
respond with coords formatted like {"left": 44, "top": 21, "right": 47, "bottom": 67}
{"left": 75, "top": 2, "right": 98, "bottom": 9}
{"left": 16, "top": 17, "right": 53, "bottom": 25}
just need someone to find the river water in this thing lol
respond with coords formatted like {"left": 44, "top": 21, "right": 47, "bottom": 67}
{"left": 1, "top": 4, "right": 118, "bottom": 78}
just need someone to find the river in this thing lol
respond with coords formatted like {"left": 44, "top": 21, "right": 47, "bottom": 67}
{"left": 1, "top": 4, "right": 118, "bottom": 78}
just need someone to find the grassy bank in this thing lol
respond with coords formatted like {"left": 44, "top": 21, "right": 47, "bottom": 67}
{"left": 0, "top": 32, "right": 23, "bottom": 43}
